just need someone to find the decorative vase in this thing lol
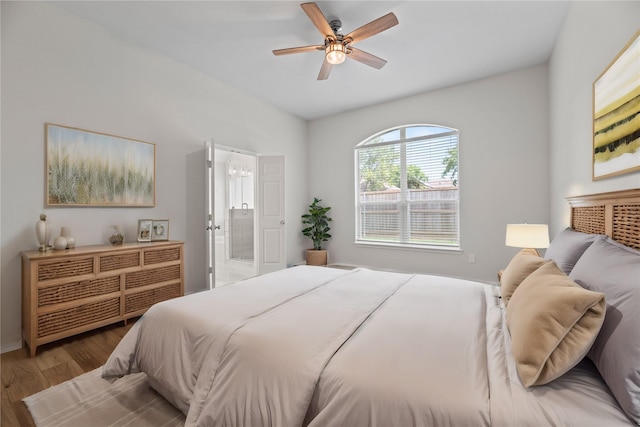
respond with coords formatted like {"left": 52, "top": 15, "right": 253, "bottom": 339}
{"left": 36, "top": 214, "right": 51, "bottom": 252}
{"left": 60, "top": 227, "right": 76, "bottom": 249}
{"left": 109, "top": 225, "right": 124, "bottom": 245}
{"left": 53, "top": 236, "right": 68, "bottom": 250}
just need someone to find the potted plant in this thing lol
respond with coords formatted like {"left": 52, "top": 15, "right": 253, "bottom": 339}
{"left": 301, "top": 197, "right": 332, "bottom": 266}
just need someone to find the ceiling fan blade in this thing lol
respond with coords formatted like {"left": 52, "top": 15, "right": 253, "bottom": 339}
{"left": 348, "top": 47, "right": 387, "bottom": 69}
{"left": 317, "top": 58, "right": 333, "bottom": 80}
{"left": 273, "top": 45, "right": 324, "bottom": 56}
{"left": 301, "top": 2, "right": 335, "bottom": 39}
{"left": 345, "top": 12, "right": 398, "bottom": 45}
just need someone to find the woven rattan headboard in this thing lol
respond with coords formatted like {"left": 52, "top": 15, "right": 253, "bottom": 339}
{"left": 567, "top": 188, "right": 640, "bottom": 250}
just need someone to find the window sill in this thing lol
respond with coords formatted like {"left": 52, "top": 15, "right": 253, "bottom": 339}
{"left": 353, "top": 241, "right": 463, "bottom": 254}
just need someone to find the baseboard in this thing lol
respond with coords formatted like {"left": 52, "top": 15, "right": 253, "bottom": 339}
{"left": 1, "top": 339, "right": 23, "bottom": 354}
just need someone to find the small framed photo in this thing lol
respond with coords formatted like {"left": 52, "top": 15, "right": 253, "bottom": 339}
{"left": 137, "top": 219, "right": 152, "bottom": 242}
{"left": 151, "top": 220, "right": 169, "bottom": 241}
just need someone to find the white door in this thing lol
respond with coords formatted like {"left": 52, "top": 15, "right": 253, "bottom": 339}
{"left": 257, "top": 155, "right": 286, "bottom": 274}
{"left": 205, "top": 140, "right": 214, "bottom": 289}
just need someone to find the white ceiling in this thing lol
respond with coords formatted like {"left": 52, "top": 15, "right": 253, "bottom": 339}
{"left": 53, "top": 1, "right": 570, "bottom": 121}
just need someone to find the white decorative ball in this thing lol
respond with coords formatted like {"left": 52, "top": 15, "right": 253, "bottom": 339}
{"left": 53, "top": 236, "right": 68, "bottom": 250}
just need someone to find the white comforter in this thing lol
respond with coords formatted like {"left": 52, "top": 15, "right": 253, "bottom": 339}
{"left": 103, "top": 266, "right": 633, "bottom": 426}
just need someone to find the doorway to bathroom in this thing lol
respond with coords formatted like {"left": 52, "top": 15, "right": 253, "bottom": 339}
{"left": 212, "top": 147, "right": 257, "bottom": 287}
{"left": 206, "top": 142, "right": 286, "bottom": 289}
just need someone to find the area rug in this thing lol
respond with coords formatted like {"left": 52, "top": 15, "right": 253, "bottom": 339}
{"left": 23, "top": 367, "right": 185, "bottom": 426}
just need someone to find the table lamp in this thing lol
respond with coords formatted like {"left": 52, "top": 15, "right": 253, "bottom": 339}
{"left": 505, "top": 224, "right": 550, "bottom": 256}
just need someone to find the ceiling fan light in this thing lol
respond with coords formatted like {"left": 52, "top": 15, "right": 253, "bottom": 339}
{"left": 325, "top": 43, "right": 346, "bottom": 65}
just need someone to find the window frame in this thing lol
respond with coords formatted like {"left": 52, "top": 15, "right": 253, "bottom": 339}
{"left": 354, "top": 124, "right": 460, "bottom": 252}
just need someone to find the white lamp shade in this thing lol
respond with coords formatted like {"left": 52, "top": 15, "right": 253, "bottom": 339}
{"left": 505, "top": 224, "right": 550, "bottom": 249}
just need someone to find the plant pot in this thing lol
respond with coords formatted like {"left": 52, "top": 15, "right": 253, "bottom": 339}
{"left": 306, "top": 249, "right": 328, "bottom": 266}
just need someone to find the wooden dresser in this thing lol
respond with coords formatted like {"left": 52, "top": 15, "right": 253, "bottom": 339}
{"left": 21, "top": 241, "right": 184, "bottom": 357}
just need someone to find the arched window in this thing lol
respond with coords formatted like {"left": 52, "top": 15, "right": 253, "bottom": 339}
{"left": 354, "top": 124, "right": 460, "bottom": 250}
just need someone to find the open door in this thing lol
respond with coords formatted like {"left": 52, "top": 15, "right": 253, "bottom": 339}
{"left": 205, "top": 140, "right": 214, "bottom": 289}
{"left": 210, "top": 145, "right": 258, "bottom": 287}
{"left": 257, "top": 155, "right": 286, "bottom": 275}
{"left": 207, "top": 148, "right": 285, "bottom": 285}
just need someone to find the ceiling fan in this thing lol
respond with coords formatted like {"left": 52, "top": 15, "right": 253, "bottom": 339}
{"left": 273, "top": 2, "right": 398, "bottom": 80}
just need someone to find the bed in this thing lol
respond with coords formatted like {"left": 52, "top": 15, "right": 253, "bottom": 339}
{"left": 103, "top": 189, "right": 640, "bottom": 426}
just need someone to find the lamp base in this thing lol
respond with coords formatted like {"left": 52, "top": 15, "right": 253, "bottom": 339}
{"left": 522, "top": 248, "right": 540, "bottom": 256}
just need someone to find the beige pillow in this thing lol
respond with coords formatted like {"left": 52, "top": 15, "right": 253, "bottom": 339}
{"left": 506, "top": 262, "right": 605, "bottom": 387}
{"left": 500, "top": 249, "right": 549, "bottom": 306}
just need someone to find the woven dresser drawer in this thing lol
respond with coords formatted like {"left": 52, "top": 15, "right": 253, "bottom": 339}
{"left": 125, "top": 283, "right": 182, "bottom": 315}
{"left": 37, "top": 257, "right": 94, "bottom": 282}
{"left": 125, "top": 264, "right": 181, "bottom": 289}
{"left": 99, "top": 251, "right": 140, "bottom": 272}
{"left": 38, "top": 276, "right": 120, "bottom": 308}
{"left": 144, "top": 246, "right": 181, "bottom": 265}
{"left": 37, "top": 297, "right": 120, "bottom": 338}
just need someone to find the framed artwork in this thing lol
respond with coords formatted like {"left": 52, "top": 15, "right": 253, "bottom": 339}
{"left": 46, "top": 123, "right": 156, "bottom": 206}
{"left": 592, "top": 31, "right": 640, "bottom": 180}
{"left": 137, "top": 219, "right": 153, "bottom": 242}
{"left": 151, "top": 220, "right": 169, "bottom": 241}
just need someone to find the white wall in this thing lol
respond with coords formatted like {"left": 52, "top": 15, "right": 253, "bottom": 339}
{"left": 308, "top": 65, "right": 550, "bottom": 283}
{"left": 0, "top": 2, "right": 308, "bottom": 352}
{"left": 549, "top": 1, "right": 640, "bottom": 236}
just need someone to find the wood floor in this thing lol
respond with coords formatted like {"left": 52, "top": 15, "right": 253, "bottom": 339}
{"left": 1, "top": 321, "right": 134, "bottom": 426}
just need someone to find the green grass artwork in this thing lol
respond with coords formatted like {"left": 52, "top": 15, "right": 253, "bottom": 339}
{"left": 46, "top": 124, "right": 155, "bottom": 206}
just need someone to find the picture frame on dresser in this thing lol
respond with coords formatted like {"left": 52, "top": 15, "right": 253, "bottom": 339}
{"left": 151, "top": 220, "right": 169, "bottom": 241}
{"left": 137, "top": 219, "right": 152, "bottom": 242}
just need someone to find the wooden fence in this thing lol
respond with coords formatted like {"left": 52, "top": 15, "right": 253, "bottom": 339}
{"left": 358, "top": 188, "right": 459, "bottom": 245}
